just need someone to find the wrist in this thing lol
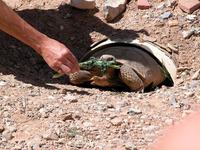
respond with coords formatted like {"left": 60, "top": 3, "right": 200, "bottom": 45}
{"left": 30, "top": 34, "right": 50, "bottom": 55}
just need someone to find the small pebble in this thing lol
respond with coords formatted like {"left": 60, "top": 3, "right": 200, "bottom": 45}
{"left": 0, "top": 80, "right": 7, "bottom": 86}
{"left": 182, "top": 103, "right": 191, "bottom": 110}
{"left": 124, "top": 142, "right": 137, "bottom": 150}
{"left": 70, "top": 0, "right": 96, "bottom": 9}
{"left": 143, "top": 36, "right": 157, "bottom": 42}
{"left": 182, "top": 29, "right": 195, "bottom": 39}
{"left": 143, "top": 125, "right": 159, "bottom": 133}
{"left": 168, "top": 20, "right": 179, "bottom": 27}
{"left": 2, "top": 130, "right": 13, "bottom": 141}
{"left": 193, "top": 27, "right": 200, "bottom": 35}
{"left": 83, "top": 121, "right": 94, "bottom": 128}
{"left": 42, "top": 130, "right": 59, "bottom": 140}
{"left": 69, "top": 140, "right": 85, "bottom": 149}
{"left": 160, "top": 11, "right": 172, "bottom": 19}
{"left": 165, "top": 118, "right": 174, "bottom": 125}
{"left": 0, "top": 124, "right": 5, "bottom": 133}
{"left": 39, "top": 108, "right": 49, "bottom": 118}
{"left": 127, "top": 108, "right": 142, "bottom": 115}
{"left": 60, "top": 25, "right": 64, "bottom": 30}
{"left": 55, "top": 138, "right": 66, "bottom": 144}
{"left": 63, "top": 94, "right": 78, "bottom": 103}
{"left": 167, "top": 43, "right": 178, "bottom": 53}
{"left": 7, "top": 125, "right": 17, "bottom": 133}
{"left": 186, "top": 14, "right": 197, "bottom": 21}
{"left": 192, "top": 69, "right": 200, "bottom": 80}
{"left": 60, "top": 113, "right": 74, "bottom": 121}
{"left": 110, "top": 117, "right": 123, "bottom": 126}
{"left": 157, "top": 2, "right": 165, "bottom": 9}
{"left": 169, "top": 96, "right": 180, "bottom": 108}
{"left": 185, "top": 92, "right": 195, "bottom": 97}
{"left": 11, "top": 145, "right": 22, "bottom": 150}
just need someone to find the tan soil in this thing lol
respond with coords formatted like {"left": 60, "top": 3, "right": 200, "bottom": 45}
{"left": 0, "top": 0, "right": 199, "bottom": 150}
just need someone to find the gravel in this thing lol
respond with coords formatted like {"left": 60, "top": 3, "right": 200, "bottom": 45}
{"left": 0, "top": 0, "right": 199, "bottom": 149}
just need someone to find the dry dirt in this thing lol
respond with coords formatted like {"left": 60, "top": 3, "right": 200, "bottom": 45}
{"left": 0, "top": 0, "right": 200, "bottom": 150}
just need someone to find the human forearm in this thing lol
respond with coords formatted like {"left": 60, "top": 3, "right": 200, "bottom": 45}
{"left": 0, "top": 0, "right": 47, "bottom": 54}
{"left": 0, "top": 0, "right": 79, "bottom": 74}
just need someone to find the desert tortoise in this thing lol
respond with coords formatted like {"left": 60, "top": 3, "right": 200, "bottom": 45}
{"left": 68, "top": 39, "right": 176, "bottom": 91}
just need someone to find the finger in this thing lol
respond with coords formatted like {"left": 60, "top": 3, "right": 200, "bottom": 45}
{"left": 60, "top": 64, "right": 71, "bottom": 74}
{"left": 68, "top": 57, "right": 79, "bottom": 72}
{"left": 62, "top": 58, "right": 78, "bottom": 73}
{"left": 66, "top": 52, "right": 80, "bottom": 71}
{"left": 50, "top": 60, "right": 63, "bottom": 73}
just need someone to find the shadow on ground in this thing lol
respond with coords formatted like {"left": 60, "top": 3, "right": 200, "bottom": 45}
{"left": 0, "top": 4, "right": 148, "bottom": 89}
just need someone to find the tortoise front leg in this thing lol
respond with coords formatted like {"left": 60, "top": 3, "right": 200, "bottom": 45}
{"left": 69, "top": 70, "right": 92, "bottom": 85}
{"left": 119, "top": 65, "right": 144, "bottom": 91}
{"left": 90, "top": 75, "right": 114, "bottom": 87}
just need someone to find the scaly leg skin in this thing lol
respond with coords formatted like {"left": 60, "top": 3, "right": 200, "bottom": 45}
{"left": 120, "top": 65, "right": 144, "bottom": 91}
{"left": 69, "top": 70, "right": 92, "bottom": 85}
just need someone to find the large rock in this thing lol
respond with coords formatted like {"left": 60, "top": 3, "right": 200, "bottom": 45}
{"left": 178, "top": 0, "right": 200, "bottom": 14}
{"left": 69, "top": 0, "right": 96, "bottom": 9}
{"left": 137, "top": 0, "right": 151, "bottom": 10}
{"left": 104, "top": 0, "right": 127, "bottom": 22}
{"left": 2, "top": 0, "right": 21, "bottom": 9}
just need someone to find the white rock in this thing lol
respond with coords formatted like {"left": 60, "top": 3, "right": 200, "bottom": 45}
{"left": 39, "top": 108, "right": 49, "bottom": 118}
{"left": 69, "top": 138, "right": 85, "bottom": 148}
{"left": 0, "top": 124, "right": 4, "bottom": 133}
{"left": 83, "top": 121, "right": 94, "bottom": 128}
{"left": 167, "top": 43, "right": 178, "bottom": 53}
{"left": 3, "top": 0, "right": 21, "bottom": 9}
{"left": 185, "top": 91, "right": 195, "bottom": 97}
{"left": 143, "top": 125, "right": 159, "bottom": 133}
{"left": 63, "top": 94, "right": 78, "bottom": 103}
{"left": 11, "top": 146, "right": 22, "bottom": 150}
{"left": 7, "top": 125, "right": 17, "bottom": 133}
{"left": 110, "top": 117, "right": 123, "bottom": 126}
{"left": 42, "top": 130, "right": 59, "bottom": 140}
{"left": 157, "top": 2, "right": 165, "bottom": 9}
{"left": 186, "top": 15, "right": 197, "bottom": 21}
{"left": 69, "top": 0, "right": 96, "bottom": 9}
{"left": 27, "top": 136, "right": 43, "bottom": 149}
{"left": 165, "top": 118, "right": 174, "bottom": 125}
{"left": 124, "top": 141, "right": 137, "bottom": 150}
{"left": 0, "top": 80, "right": 7, "bottom": 86}
{"left": 104, "top": 0, "right": 127, "bottom": 22}
{"left": 192, "top": 69, "right": 200, "bottom": 80}
{"left": 2, "top": 130, "right": 13, "bottom": 141}
{"left": 55, "top": 138, "right": 66, "bottom": 144}
{"left": 182, "top": 29, "right": 195, "bottom": 39}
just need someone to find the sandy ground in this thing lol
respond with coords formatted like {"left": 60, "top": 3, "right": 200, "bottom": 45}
{"left": 0, "top": 0, "right": 199, "bottom": 149}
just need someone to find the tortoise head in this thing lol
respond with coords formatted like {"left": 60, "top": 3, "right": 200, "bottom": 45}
{"left": 99, "top": 54, "right": 116, "bottom": 61}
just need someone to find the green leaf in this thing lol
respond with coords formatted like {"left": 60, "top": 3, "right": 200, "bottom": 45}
{"left": 52, "top": 73, "right": 64, "bottom": 79}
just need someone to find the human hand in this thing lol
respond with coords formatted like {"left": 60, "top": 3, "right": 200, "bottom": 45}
{"left": 150, "top": 111, "right": 200, "bottom": 150}
{"left": 37, "top": 38, "right": 80, "bottom": 74}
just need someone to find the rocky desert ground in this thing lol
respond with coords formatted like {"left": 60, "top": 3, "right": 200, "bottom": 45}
{"left": 0, "top": 0, "right": 199, "bottom": 150}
